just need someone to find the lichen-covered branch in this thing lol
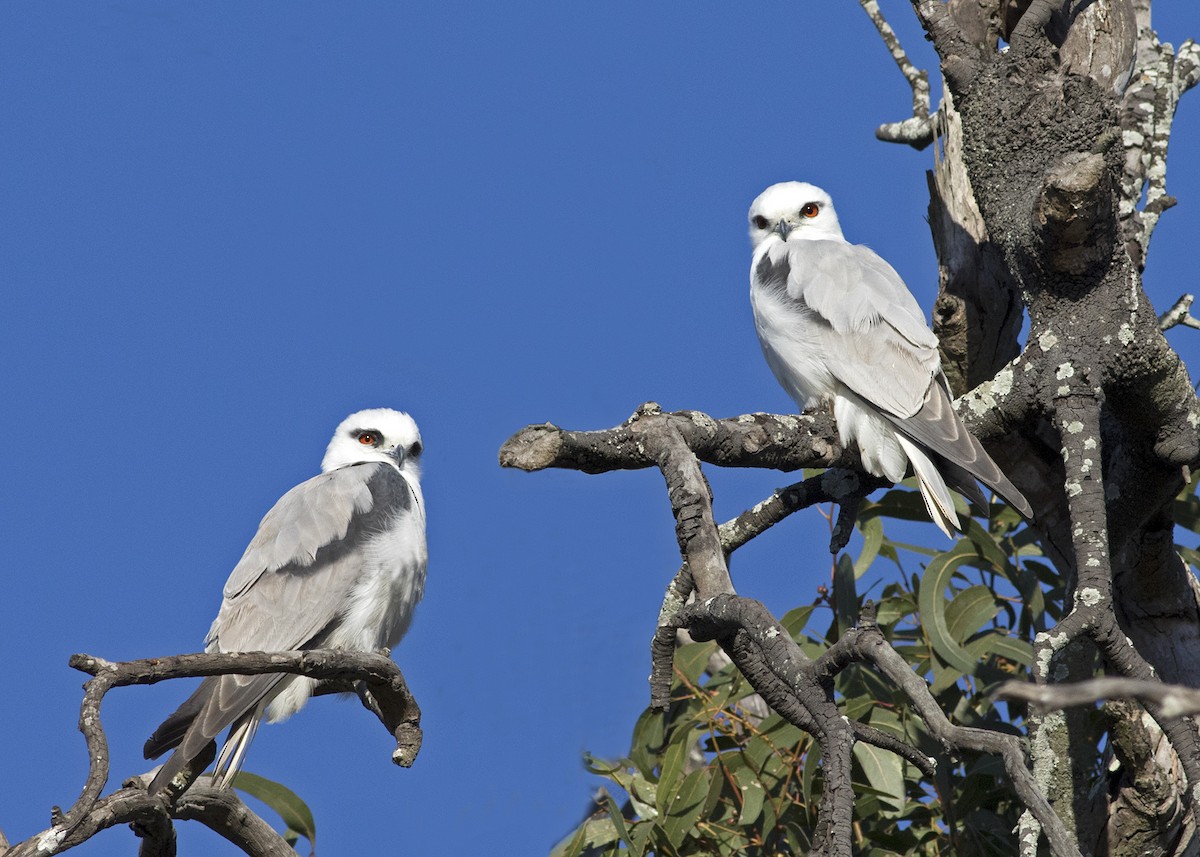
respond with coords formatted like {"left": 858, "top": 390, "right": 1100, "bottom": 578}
{"left": 1120, "top": 31, "right": 1200, "bottom": 268}
{"left": 852, "top": 625, "right": 1083, "bottom": 857}
{"left": 500, "top": 403, "right": 848, "bottom": 475}
{"left": 907, "top": 0, "right": 980, "bottom": 93}
{"left": 859, "top": 0, "right": 934, "bottom": 148}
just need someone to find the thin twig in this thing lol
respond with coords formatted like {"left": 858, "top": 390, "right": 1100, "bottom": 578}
{"left": 997, "top": 676, "right": 1200, "bottom": 716}
{"left": 1159, "top": 294, "right": 1200, "bottom": 331}
{"left": 859, "top": 0, "right": 934, "bottom": 148}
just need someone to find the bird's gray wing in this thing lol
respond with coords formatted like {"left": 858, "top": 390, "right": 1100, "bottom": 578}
{"left": 202, "top": 461, "right": 414, "bottom": 707}
{"left": 145, "top": 463, "right": 414, "bottom": 777}
{"left": 222, "top": 463, "right": 380, "bottom": 603}
{"left": 764, "top": 240, "right": 941, "bottom": 419}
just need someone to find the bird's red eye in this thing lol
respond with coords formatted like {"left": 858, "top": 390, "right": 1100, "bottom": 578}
{"left": 801, "top": 203, "right": 820, "bottom": 218}
{"left": 357, "top": 432, "right": 378, "bottom": 446}
{"left": 752, "top": 215, "right": 770, "bottom": 230}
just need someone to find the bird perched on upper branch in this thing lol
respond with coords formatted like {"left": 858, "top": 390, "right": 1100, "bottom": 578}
{"left": 747, "top": 181, "right": 1030, "bottom": 536}
{"left": 145, "top": 408, "right": 428, "bottom": 794}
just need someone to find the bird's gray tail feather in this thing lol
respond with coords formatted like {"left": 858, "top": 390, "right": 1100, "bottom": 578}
{"left": 211, "top": 708, "right": 263, "bottom": 788}
{"left": 144, "top": 677, "right": 218, "bottom": 760}
{"left": 895, "top": 435, "right": 959, "bottom": 538}
{"left": 144, "top": 673, "right": 283, "bottom": 795}
{"left": 885, "top": 384, "right": 1032, "bottom": 519}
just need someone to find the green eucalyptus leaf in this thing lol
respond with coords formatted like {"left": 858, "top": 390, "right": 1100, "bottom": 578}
{"left": 945, "top": 585, "right": 1000, "bottom": 643}
{"left": 780, "top": 604, "right": 816, "bottom": 638}
{"left": 855, "top": 515, "right": 884, "bottom": 577}
{"left": 918, "top": 540, "right": 991, "bottom": 675}
{"left": 550, "top": 816, "right": 621, "bottom": 857}
{"left": 662, "top": 768, "right": 711, "bottom": 847}
{"left": 834, "top": 552, "right": 859, "bottom": 632}
{"left": 732, "top": 764, "right": 765, "bottom": 826}
{"left": 600, "top": 792, "right": 634, "bottom": 850}
{"left": 655, "top": 727, "right": 695, "bottom": 813}
{"left": 232, "top": 771, "right": 316, "bottom": 854}
{"left": 853, "top": 741, "right": 906, "bottom": 814}
{"left": 964, "top": 630, "right": 1034, "bottom": 666}
{"left": 674, "top": 641, "right": 717, "bottom": 684}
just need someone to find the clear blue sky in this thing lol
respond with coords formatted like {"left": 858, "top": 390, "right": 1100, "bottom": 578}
{"left": 2, "top": 4, "right": 1197, "bottom": 855}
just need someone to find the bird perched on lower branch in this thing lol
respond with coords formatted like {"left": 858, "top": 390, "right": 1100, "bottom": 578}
{"left": 144, "top": 408, "right": 428, "bottom": 794}
{"left": 747, "top": 181, "right": 1030, "bottom": 536}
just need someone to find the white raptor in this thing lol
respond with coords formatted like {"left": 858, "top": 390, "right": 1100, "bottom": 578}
{"left": 145, "top": 408, "right": 427, "bottom": 794}
{"left": 747, "top": 181, "right": 1030, "bottom": 535}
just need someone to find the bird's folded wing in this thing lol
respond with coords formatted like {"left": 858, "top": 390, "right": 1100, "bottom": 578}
{"left": 769, "top": 240, "right": 941, "bottom": 419}
{"left": 210, "top": 463, "right": 414, "bottom": 654}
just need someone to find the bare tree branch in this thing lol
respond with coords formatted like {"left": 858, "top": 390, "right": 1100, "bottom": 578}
{"left": 1160, "top": 294, "right": 1200, "bottom": 331}
{"left": 859, "top": 0, "right": 935, "bottom": 148}
{"left": 908, "top": 0, "right": 982, "bottom": 93}
{"left": 6, "top": 650, "right": 421, "bottom": 857}
{"left": 999, "top": 677, "right": 1200, "bottom": 716}
{"left": 500, "top": 403, "right": 851, "bottom": 475}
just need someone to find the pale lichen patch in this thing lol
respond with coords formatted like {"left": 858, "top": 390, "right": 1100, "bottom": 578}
{"left": 37, "top": 828, "right": 67, "bottom": 852}
{"left": 992, "top": 366, "right": 1013, "bottom": 396}
{"left": 1078, "top": 587, "right": 1102, "bottom": 607}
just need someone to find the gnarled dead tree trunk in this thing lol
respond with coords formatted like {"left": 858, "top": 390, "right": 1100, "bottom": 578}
{"left": 503, "top": 2, "right": 1200, "bottom": 854}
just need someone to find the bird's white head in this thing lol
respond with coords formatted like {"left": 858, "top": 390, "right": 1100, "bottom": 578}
{"left": 748, "top": 182, "right": 844, "bottom": 248}
{"left": 321, "top": 408, "right": 423, "bottom": 478}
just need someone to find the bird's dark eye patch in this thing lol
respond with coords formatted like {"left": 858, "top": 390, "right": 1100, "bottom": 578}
{"left": 801, "top": 203, "right": 820, "bottom": 218}
{"left": 355, "top": 430, "right": 381, "bottom": 446}
{"left": 408, "top": 441, "right": 423, "bottom": 458}
{"left": 751, "top": 215, "right": 770, "bottom": 230}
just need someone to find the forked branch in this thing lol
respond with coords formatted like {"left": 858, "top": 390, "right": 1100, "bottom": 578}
{"left": 502, "top": 406, "right": 1081, "bottom": 857}
{"left": 6, "top": 650, "right": 421, "bottom": 857}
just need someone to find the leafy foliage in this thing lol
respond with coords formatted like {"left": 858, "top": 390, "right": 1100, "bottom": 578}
{"left": 552, "top": 484, "right": 1070, "bottom": 857}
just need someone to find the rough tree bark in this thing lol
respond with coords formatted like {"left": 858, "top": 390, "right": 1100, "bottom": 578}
{"left": 502, "top": 2, "right": 1200, "bottom": 854}
{"left": 916, "top": 1, "right": 1199, "bottom": 852}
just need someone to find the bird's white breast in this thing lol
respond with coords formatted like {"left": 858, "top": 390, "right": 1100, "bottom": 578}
{"left": 749, "top": 263, "right": 837, "bottom": 408}
{"left": 750, "top": 243, "right": 909, "bottom": 483}
{"left": 334, "top": 477, "right": 428, "bottom": 652}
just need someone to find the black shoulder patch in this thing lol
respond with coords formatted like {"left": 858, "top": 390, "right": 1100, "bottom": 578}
{"left": 756, "top": 253, "right": 790, "bottom": 292}
{"left": 364, "top": 463, "right": 413, "bottom": 515}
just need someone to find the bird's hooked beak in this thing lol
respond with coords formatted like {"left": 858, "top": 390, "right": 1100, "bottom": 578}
{"left": 387, "top": 446, "right": 407, "bottom": 468}
{"left": 772, "top": 220, "right": 793, "bottom": 240}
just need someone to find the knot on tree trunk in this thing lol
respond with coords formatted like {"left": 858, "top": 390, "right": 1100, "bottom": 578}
{"left": 1036, "top": 151, "right": 1115, "bottom": 275}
